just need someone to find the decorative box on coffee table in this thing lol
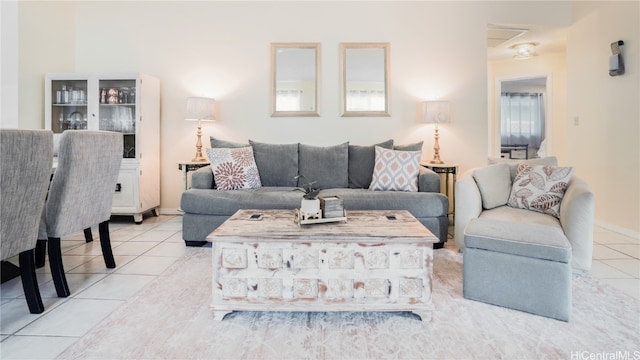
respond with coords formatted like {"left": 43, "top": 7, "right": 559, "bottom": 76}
{"left": 207, "top": 209, "right": 438, "bottom": 321}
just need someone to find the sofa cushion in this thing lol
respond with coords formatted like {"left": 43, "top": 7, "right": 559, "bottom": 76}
{"left": 249, "top": 140, "right": 299, "bottom": 187}
{"left": 298, "top": 142, "right": 349, "bottom": 189}
{"left": 464, "top": 218, "right": 571, "bottom": 263}
{"left": 369, "top": 146, "right": 421, "bottom": 192}
{"left": 473, "top": 163, "right": 511, "bottom": 210}
{"left": 488, "top": 156, "right": 558, "bottom": 180}
{"left": 205, "top": 147, "right": 261, "bottom": 190}
{"left": 479, "top": 205, "right": 562, "bottom": 228}
{"left": 393, "top": 141, "right": 423, "bottom": 151}
{"left": 321, "top": 188, "right": 448, "bottom": 218}
{"left": 508, "top": 164, "right": 574, "bottom": 218}
{"left": 181, "top": 187, "right": 303, "bottom": 216}
{"left": 348, "top": 139, "right": 393, "bottom": 189}
{"left": 210, "top": 136, "right": 248, "bottom": 148}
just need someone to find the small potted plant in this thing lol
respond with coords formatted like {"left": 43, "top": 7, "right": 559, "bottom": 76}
{"left": 294, "top": 174, "right": 321, "bottom": 219}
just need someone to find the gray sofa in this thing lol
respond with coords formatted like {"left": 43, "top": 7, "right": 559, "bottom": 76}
{"left": 181, "top": 138, "right": 449, "bottom": 248}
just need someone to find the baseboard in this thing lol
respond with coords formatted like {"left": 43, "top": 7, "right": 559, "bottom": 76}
{"left": 594, "top": 220, "right": 639, "bottom": 240}
{"left": 158, "top": 208, "right": 184, "bottom": 216}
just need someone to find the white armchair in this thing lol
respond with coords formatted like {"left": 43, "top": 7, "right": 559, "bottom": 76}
{"left": 455, "top": 158, "right": 595, "bottom": 273}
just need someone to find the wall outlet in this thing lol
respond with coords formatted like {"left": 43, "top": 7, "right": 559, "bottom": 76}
{"left": 573, "top": 116, "right": 580, "bottom": 126}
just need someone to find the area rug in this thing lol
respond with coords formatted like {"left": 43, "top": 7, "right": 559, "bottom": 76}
{"left": 58, "top": 248, "right": 639, "bottom": 359}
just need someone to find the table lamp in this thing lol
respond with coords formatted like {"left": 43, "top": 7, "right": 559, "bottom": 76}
{"left": 185, "top": 97, "right": 215, "bottom": 162}
{"left": 422, "top": 100, "right": 450, "bottom": 164}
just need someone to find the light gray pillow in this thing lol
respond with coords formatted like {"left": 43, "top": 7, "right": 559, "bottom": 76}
{"left": 210, "top": 136, "right": 247, "bottom": 148}
{"left": 249, "top": 140, "right": 298, "bottom": 186}
{"left": 348, "top": 139, "right": 393, "bottom": 189}
{"left": 473, "top": 163, "right": 512, "bottom": 209}
{"left": 488, "top": 156, "right": 558, "bottom": 180}
{"left": 393, "top": 141, "right": 423, "bottom": 151}
{"left": 299, "top": 142, "right": 349, "bottom": 189}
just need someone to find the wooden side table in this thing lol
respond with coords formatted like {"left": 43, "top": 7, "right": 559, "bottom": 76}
{"left": 178, "top": 161, "right": 210, "bottom": 190}
{"left": 421, "top": 162, "right": 458, "bottom": 223}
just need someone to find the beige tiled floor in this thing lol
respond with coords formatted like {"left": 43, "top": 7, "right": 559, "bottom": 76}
{"left": 0, "top": 215, "right": 638, "bottom": 359}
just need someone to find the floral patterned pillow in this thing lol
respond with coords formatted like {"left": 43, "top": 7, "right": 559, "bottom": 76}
{"left": 205, "top": 146, "right": 262, "bottom": 190}
{"left": 508, "top": 163, "right": 574, "bottom": 218}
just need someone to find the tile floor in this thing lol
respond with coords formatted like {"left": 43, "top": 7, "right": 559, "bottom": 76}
{"left": 1, "top": 215, "right": 638, "bottom": 359}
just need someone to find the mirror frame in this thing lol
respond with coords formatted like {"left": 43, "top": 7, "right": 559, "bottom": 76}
{"left": 271, "top": 42, "right": 320, "bottom": 117}
{"left": 340, "top": 42, "right": 390, "bottom": 117}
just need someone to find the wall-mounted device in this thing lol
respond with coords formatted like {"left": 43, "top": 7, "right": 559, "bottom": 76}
{"left": 609, "top": 40, "right": 625, "bottom": 77}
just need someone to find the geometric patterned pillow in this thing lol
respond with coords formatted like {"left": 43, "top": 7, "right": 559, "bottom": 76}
{"left": 369, "top": 146, "right": 421, "bottom": 192}
{"left": 508, "top": 163, "right": 574, "bottom": 218}
{"left": 205, "top": 146, "right": 262, "bottom": 190}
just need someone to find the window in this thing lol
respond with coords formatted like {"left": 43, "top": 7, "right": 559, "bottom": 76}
{"left": 500, "top": 92, "right": 545, "bottom": 151}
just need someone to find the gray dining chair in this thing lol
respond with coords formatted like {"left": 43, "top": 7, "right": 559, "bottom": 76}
{"left": 36, "top": 130, "right": 122, "bottom": 297}
{"left": 1, "top": 129, "right": 53, "bottom": 313}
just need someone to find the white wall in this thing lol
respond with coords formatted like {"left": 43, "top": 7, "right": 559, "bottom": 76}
{"left": 567, "top": 1, "right": 639, "bottom": 236}
{"left": 17, "top": 1, "right": 76, "bottom": 131}
{"left": 17, "top": 1, "right": 573, "bottom": 214}
{"left": 1, "top": 0, "right": 19, "bottom": 128}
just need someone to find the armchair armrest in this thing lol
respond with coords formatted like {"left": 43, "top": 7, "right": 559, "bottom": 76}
{"left": 418, "top": 167, "right": 440, "bottom": 193}
{"left": 191, "top": 166, "right": 215, "bottom": 189}
{"left": 454, "top": 169, "right": 483, "bottom": 249}
{"left": 559, "top": 175, "right": 595, "bottom": 273}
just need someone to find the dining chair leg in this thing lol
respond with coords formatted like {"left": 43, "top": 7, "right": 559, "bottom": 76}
{"left": 19, "top": 249, "right": 45, "bottom": 314}
{"left": 84, "top": 228, "right": 93, "bottom": 243}
{"left": 35, "top": 240, "right": 46, "bottom": 268}
{"left": 99, "top": 221, "right": 116, "bottom": 269}
{"left": 48, "top": 237, "right": 70, "bottom": 297}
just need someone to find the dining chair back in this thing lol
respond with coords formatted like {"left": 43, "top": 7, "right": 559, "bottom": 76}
{"left": 1, "top": 129, "right": 53, "bottom": 313}
{"left": 39, "top": 130, "right": 122, "bottom": 297}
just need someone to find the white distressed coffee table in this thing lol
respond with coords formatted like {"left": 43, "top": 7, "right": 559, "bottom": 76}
{"left": 207, "top": 209, "right": 437, "bottom": 321}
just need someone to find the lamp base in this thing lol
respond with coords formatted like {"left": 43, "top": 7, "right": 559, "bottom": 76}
{"left": 191, "top": 156, "right": 208, "bottom": 163}
{"left": 429, "top": 159, "right": 444, "bottom": 165}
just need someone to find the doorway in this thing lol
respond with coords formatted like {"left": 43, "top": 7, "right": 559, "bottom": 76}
{"left": 498, "top": 77, "right": 548, "bottom": 159}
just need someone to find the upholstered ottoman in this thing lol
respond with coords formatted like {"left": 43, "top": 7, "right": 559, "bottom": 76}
{"left": 463, "top": 218, "right": 572, "bottom": 321}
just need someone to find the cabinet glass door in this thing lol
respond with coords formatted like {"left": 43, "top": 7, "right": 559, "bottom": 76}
{"left": 98, "top": 79, "right": 137, "bottom": 158}
{"left": 50, "top": 79, "right": 89, "bottom": 133}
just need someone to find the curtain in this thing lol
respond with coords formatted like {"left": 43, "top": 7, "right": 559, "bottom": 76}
{"left": 276, "top": 90, "right": 302, "bottom": 111}
{"left": 500, "top": 92, "right": 545, "bottom": 150}
{"left": 346, "top": 90, "right": 385, "bottom": 111}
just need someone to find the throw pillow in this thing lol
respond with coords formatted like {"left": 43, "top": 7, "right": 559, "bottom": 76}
{"left": 249, "top": 140, "right": 299, "bottom": 187}
{"left": 369, "top": 146, "right": 421, "bottom": 192}
{"left": 473, "top": 163, "right": 511, "bottom": 210}
{"left": 205, "top": 146, "right": 261, "bottom": 190}
{"left": 393, "top": 141, "right": 423, "bottom": 152}
{"left": 298, "top": 142, "right": 349, "bottom": 189}
{"left": 508, "top": 163, "right": 574, "bottom": 218}
{"left": 348, "top": 139, "right": 394, "bottom": 189}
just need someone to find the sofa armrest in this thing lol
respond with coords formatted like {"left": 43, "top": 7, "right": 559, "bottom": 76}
{"left": 418, "top": 167, "right": 440, "bottom": 193}
{"left": 454, "top": 169, "right": 483, "bottom": 250}
{"left": 191, "top": 166, "right": 215, "bottom": 189}
{"left": 559, "top": 175, "right": 595, "bottom": 273}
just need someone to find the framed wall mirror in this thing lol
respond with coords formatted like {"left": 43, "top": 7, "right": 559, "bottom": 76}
{"left": 340, "top": 42, "right": 390, "bottom": 117}
{"left": 271, "top": 42, "right": 320, "bottom": 117}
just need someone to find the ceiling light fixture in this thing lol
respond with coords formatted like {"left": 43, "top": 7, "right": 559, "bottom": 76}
{"left": 511, "top": 42, "right": 539, "bottom": 60}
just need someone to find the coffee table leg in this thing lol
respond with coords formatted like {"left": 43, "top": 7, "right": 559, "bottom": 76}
{"left": 413, "top": 310, "right": 432, "bottom": 322}
{"left": 213, "top": 310, "right": 233, "bottom": 321}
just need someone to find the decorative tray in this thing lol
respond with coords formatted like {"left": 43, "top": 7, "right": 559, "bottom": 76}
{"left": 294, "top": 209, "right": 347, "bottom": 225}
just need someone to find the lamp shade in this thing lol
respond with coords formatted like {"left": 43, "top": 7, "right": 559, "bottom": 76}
{"left": 422, "top": 101, "right": 450, "bottom": 124}
{"left": 185, "top": 97, "right": 215, "bottom": 121}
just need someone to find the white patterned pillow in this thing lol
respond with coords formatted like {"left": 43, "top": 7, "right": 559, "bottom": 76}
{"left": 369, "top": 146, "right": 421, "bottom": 192}
{"left": 205, "top": 146, "right": 262, "bottom": 190}
{"left": 508, "top": 163, "right": 574, "bottom": 218}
